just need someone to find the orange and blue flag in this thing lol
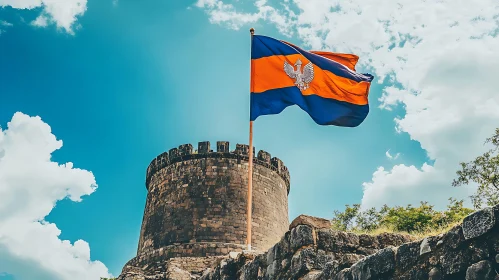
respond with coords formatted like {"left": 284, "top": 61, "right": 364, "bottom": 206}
{"left": 250, "top": 35, "right": 374, "bottom": 127}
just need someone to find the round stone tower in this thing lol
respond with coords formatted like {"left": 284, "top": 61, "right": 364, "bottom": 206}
{"left": 136, "top": 140, "right": 290, "bottom": 260}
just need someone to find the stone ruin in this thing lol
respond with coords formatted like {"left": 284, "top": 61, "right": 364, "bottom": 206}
{"left": 119, "top": 141, "right": 290, "bottom": 278}
{"left": 118, "top": 141, "right": 499, "bottom": 280}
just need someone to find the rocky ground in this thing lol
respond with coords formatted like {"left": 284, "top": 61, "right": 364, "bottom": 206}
{"left": 118, "top": 206, "right": 499, "bottom": 280}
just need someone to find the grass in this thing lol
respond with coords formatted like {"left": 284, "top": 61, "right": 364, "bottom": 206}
{"left": 339, "top": 222, "right": 462, "bottom": 240}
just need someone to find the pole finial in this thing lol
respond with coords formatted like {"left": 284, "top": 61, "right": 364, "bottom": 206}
{"left": 250, "top": 28, "right": 255, "bottom": 35}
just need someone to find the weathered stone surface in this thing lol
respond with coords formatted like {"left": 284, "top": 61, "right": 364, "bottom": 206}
{"left": 337, "top": 253, "right": 364, "bottom": 268}
{"left": 419, "top": 237, "right": 431, "bottom": 255}
{"left": 396, "top": 241, "right": 421, "bottom": 271}
{"left": 317, "top": 229, "right": 359, "bottom": 252}
{"left": 376, "top": 232, "right": 414, "bottom": 248}
{"left": 358, "top": 234, "right": 379, "bottom": 249}
{"left": 348, "top": 248, "right": 396, "bottom": 279}
{"left": 334, "top": 268, "right": 353, "bottom": 280}
{"left": 138, "top": 142, "right": 291, "bottom": 261}
{"left": 398, "top": 268, "right": 428, "bottom": 280}
{"left": 185, "top": 225, "right": 415, "bottom": 280}
{"left": 470, "top": 240, "right": 489, "bottom": 263}
{"left": 317, "top": 260, "right": 341, "bottom": 280}
{"left": 428, "top": 268, "right": 443, "bottom": 280}
{"left": 290, "top": 248, "right": 334, "bottom": 278}
{"left": 290, "top": 225, "right": 314, "bottom": 251}
{"left": 442, "top": 225, "right": 465, "bottom": 249}
{"left": 462, "top": 207, "right": 496, "bottom": 240}
{"left": 440, "top": 249, "right": 470, "bottom": 275}
{"left": 289, "top": 214, "right": 331, "bottom": 230}
{"left": 119, "top": 205, "right": 499, "bottom": 280}
{"left": 466, "top": 260, "right": 494, "bottom": 280}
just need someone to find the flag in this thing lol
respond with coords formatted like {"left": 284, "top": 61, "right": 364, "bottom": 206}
{"left": 250, "top": 35, "right": 374, "bottom": 127}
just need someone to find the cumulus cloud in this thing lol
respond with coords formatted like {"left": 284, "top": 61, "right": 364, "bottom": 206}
{"left": 0, "top": 112, "right": 111, "bottom": 280}
{"left": 31, "top": 15, "right": 49, "bottom": 27}
{"left": 385, "top": 150, "right": 400, "bottom": 160}
{"left": 0, "top": 0, "right": 87, "bottom": 34}
{"left": 195, "top": 0, "right": 296, "bottom": 36}
{"left": 196, "top": 0, "right": 499, "bottom": 209}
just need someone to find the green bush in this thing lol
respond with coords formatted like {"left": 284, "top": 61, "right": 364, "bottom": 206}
{"left": 331, "top": 198, "right": 473, "bottom": 235}
{"left": 453, "top": 128, "right": 499, "bottom": 209}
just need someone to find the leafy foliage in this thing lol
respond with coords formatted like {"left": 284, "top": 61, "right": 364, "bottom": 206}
{"left": 331, "top": 198, "right": 473, "bottom": 235}
{"left": 453, "top": 128, "right": 499, "bottom": 209}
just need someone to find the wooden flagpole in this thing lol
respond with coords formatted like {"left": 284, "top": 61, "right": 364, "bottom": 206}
{"left": 247, "top": 27, "right": 255, "bottom": 251}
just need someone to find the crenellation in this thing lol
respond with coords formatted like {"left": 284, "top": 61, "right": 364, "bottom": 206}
{"left": 156, "top": 152, "right": 169, "bottom": 170}
{"left": 198, "top": 141, "right": 210, "bottom": 154}
{"left": 145, "top": 142, "right": 291, "bottom": 189}
{"left": 216, "top": 141, "right": 229, "bottom": 153}
{"left": 169, "top": 147, "right": 180, "bottom": 161}
{"left": 271, "top": 157, "right": 283, "bottom": 171}
{"left": 137, "top": 141, "right": 290, "bottom": 263}
{"left": 257, "top": 150, "right": 271, "bottom": 164}
{"left": 179, "top": 144, "right": 193, "bottom": 156}
{"left": 234, "top": 144, "right": 255, "bottom": 156}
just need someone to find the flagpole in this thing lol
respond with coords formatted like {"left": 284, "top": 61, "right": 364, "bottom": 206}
{"left": 246, "top": 27, "right": 255, "bottom": 251}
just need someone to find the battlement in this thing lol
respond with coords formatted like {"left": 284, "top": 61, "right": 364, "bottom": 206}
{"left": 145, "top": 141, "right": 290, "bottom": 191}
{"left": 137, "top": 140, "right": 291, "bottom": 259}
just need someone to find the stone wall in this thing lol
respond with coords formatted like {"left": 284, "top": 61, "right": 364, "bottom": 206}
{"left": 136, "top": 141, "right": 290, "bottom": 259}
{"left": 199, "top": 216, "right": 414, "bottom": 280}
{"left": 119, "top": 256, "right": 226, "bottom": 280}
{"left": 117, "top": 214, "right": 413, "bottom": 280}
{"left": 199, "top": 206, "right": 499, "bottom": 280}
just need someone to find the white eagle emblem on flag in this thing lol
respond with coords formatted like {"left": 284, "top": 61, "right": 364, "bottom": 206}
{"left": 284, "top": 58, "right": 314, "bottom": 91}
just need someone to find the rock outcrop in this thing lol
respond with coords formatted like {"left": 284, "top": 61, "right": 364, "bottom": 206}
{"left": 199, "top": 225, "right": 413, "bottom": 280}
{"left": 118, "top": 206, "right": 499, "bottom": 279}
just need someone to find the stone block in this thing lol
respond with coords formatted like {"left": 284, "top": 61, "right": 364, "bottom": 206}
{"left": 290, "top": 214, "right": 331, "bottom": 230}
{"left": 290, "top": 248, "right": 334, "bottom": 279}
{"left": 216, "top": 141, "right": 229, "bottom": 153}
{"left": 428, "top": 268, "right": 443, "bottom": 280}
{"left": 440, "top": 249, "right": 470, "bottom": 275}
{"left": 198, "top": 141, "right": 210, "bottom": 154}
{"left": 179, "top": 144, "right": 193, "bottom": 156}
{"left": 257, "top": 150, "right": 271, "bottom": 164}
{"left": 169, "top": 147, "right": 180, "bottom": 160}
{"left": 396, "top": 240, "right": 422, "bottom": 271}
{"left": 234, "top": 144, "right": 255, "bottom": 156}
{"left": 317, "top": 229, "right": 359, "bottom": 253}
{"left": 442, "top": 225, "right": 465, "bottom": 249}
{"left": 465, "top": 260, "right": 494, "bottom": 280}
{"left": 420, "top": 237, "right": 431, "bottom": 255}
{"left": 290, "top": 225, "right": 314, "bottom": 251}
{"left": 271, "top": 157, "right": 283, "bottom": 170}
{"left": 349, "top": 248, "right": 396, "bottom": 280}
{"left": 462, "top": 207, "right": 496, "bottom": 240}
{"left": 315, "top": 260, "right": 340, "bottom": 280}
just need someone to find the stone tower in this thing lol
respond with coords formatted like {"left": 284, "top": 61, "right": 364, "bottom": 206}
{"left": 134, "top": 141, "right": 290, "bottom": 262}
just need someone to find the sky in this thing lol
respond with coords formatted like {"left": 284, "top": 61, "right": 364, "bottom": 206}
{"left": 0, "top": 0, "right": 498, "bottom": 279}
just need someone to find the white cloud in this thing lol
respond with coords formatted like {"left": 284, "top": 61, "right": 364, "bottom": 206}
{"left": 0, "top": 0, "right": 87, "bottom": 34}
{"left": 385, "top": 150, "right": 400, "bottom": 160}
{"left": 196, "top": 0, "right": 499, "bottom": 209}
{"left": 0, "top": 112, "right": 111, "bottom": 280}
{"left": 195, "top": 0, "right": 296, "bottom": 36}
{"left": 0, "top": 20, "right": 13, "bottom": 35}
{"left": 32, "top": 15, "right": 49, "bottom": 27}
{"left": 0, "top": 20, "right": 13, "bottom": 27}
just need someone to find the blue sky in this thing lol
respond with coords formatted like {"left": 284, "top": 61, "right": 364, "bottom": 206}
{"left": 1, "top": 0, "right": 498, "bottom": 279}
